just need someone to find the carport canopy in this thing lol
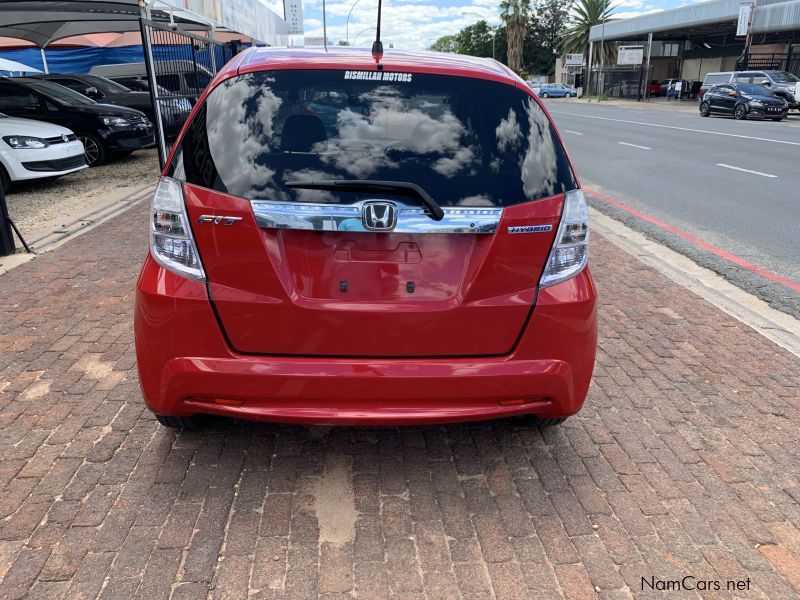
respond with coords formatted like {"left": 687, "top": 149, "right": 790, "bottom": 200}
{"left": 0, "top": 1, "right": 215, "bottom": 48}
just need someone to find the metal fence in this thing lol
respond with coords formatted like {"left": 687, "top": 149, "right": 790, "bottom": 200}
{"left": 737, "top": 50, "right": 800, "bottom": 77}
{"left": 140, "top": 19, "right": 244, "bottom": 166}
{"left": 589, "top": 66, "right": 655, "bottom": 100}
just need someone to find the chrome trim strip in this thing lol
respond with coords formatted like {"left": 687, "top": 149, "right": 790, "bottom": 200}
{"left": 250, "top": 199, "right": 502, "bottom": 234}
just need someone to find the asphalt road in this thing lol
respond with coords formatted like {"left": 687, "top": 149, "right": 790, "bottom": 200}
{"left": 546, "top": 100, "right": 800, "bottom": 316}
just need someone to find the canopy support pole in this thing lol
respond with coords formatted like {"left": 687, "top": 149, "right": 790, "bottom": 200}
{"left": 209, "top": 24, "right": 217, "bottom": 72}
{"left": 140, "top": 1, "right": 168, "bottom": 166}
{"left": 40, "top": 47, "right": 49, "bottom": 73}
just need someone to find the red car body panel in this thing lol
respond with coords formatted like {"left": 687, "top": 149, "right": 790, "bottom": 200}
{"left": 135, "top": 255, "right": 596, "bottom": 425}
{"left": 135, "top": 47, "right": 598, "bottom": 425}
{"left": 184, "top": 184, "right": 564, "bottom": 357}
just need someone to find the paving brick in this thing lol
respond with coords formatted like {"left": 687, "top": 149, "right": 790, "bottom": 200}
{"left": 211, "top": 554, "right": 251, "bottom": 600}
{"left": 422, "top": 570, "right": 460, "bottom": 600}
{"left": 319, "top": 542, "right": 354, "bottom": 593}
{"left": 414, "top": 521, "right": 450, "bottom": 571}
{"left": 354, "top": 560, "right": 390, "bottom": 598}
{"left": 133, "top": 547, "right": 181, "bottom": 600}
{"left": 251, "top": 536, "right": 288, "bottom": 592}
{"left": 453, "top": 562, "right": 492, "bottom": 596}
{"left": 531, "top": 515, "right": 580, "bottom": 565}
{"left": 486, "top": 561, "right": 529, "bottom": 600}
{"left": 2, "top": 205, "right": 800, "bottom": 598}
{"left": 385, "top": 538, "right": 423, "bottom": 592}
{"left": 554, "top": 563, "right": 596, "bottom": 600}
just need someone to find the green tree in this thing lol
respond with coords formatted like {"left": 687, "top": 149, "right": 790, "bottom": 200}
{"left": 500, "top": 0, "right": 531, "bottom": 73}
{"left": 457, "top": 20, "right": 497, "bottom": 59}
{"left": 337, "top": 40, "right": 349, "bottom": 46}
{"left": 527, "top": 0, "right": 571, "bottom": 75}
{"left": 429, "top": 21, "right": 505, "bottom": 63}
{"left": 561, "top": 0, "right": 616, "bottom": 71}
{"left": 429, "top": 34, "right": 460, "bottom": 53}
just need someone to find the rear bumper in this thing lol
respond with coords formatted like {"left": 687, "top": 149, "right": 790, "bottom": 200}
{"left": 135, "top": 254, "right": 597, "bottom": 426}
{"left": 748, "top": 106, "right": 788, "bottom": 118}
{"left": 101, "top": 127, "right": 155, "bottom": 151}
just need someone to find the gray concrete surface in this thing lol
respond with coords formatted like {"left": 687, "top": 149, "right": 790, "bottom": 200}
{"left": 546, "top": 100, "right": 800, "bottom": 318}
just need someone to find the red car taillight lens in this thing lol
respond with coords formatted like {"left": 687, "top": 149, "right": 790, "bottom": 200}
{"left": 539, "top": 189, "right": 589, "bottom": 288}
{"left": 150, "top": 177, "right": 206, "bottom": 281}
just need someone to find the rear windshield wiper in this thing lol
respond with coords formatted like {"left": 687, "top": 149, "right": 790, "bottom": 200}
{"left": 285, "top": 179, "right": 445, "bottom": 221}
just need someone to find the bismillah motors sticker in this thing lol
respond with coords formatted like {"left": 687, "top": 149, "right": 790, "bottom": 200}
{"left": 344, "top": 71, "right": 413, "bottom": 82}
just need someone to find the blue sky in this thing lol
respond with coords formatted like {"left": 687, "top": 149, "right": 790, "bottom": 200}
{"left": 290, "top": 0, "right": 671, "bottom": 50}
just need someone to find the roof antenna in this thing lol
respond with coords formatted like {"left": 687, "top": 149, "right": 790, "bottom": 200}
{"left": 371, "top": 0, "right": 384, "bottom": 67}
{"left": 322, "top": 0, "right": 329, "bottom": 52}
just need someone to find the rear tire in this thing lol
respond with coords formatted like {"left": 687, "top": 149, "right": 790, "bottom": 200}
{"left": 541, "top": 92, "right": 549, "bottom": 98}
{"left": 77, "top": 133, "right": 107, "bottom": 166}
{"left": 155, "top": 414, "right": 200, "bottom": 429}
{"left": 699, "top": 102, "right": 710, "bottom": 117}
{"left": 0, "top": 165, "right": 10, "bottom": 194}
{"left": 515, "top": 415, "right": 568, "bottom": 427}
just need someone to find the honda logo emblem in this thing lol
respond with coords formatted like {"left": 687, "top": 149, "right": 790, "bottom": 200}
{"left": 362, "top": 202, "right": 398, "bottom": 231}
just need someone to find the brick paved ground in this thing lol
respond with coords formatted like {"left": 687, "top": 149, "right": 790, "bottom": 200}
{"left": 1, "top": 204, "right": 799, "bottom": 600}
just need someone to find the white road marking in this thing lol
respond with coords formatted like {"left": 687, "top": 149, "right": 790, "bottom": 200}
{"left": 550, "top": 110, "right": 800, "bottom": 147}
{"left": 716, "top": 163, "right": 777, "bottom": 178}
{"left": 618, "top": 141, "right": 651, "bottom": 150}
{"left": 564, "top": 129, "right": 583, "bottom": 135}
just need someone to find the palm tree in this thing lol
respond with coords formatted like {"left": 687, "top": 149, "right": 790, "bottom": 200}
{"left": 562, "top": 0, "right": 616, "bottom": 75}
{"left": 500, "top": 0, "right": 531, "bottom": 73}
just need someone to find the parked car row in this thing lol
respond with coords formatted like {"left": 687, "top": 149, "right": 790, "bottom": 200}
{"left": 31, "top": 72, "right": 192, "bottom": 138}
{"left": 699, "top": 83, "right": 789, "bottom": 121}
{"left": 699, "top": 70, "right": 800, "bottom": 110}
{"left": 0, "top": 73, "right": 160, "bottom": 192}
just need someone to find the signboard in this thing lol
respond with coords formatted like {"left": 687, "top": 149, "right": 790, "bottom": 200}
{"left": 565, "top": 53, "right": 584, "bottom": 67}
{"left": 617, "top": 46, "right": 644, "bottom": 66}
{"left": 737, "top": 1, "right": 753, "bottom": 36}
{"left": 284, "top": 0, "right": 304, "bottom": 35}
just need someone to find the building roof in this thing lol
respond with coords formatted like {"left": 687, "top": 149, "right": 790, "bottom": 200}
{"left": 588, "top": 0, "right": 800, "bottom": 42}
{"left": 0, "top": 0, "right": 287, "bottom": 47}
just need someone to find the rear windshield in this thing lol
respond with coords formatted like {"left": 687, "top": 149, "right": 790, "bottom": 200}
{"left": 737, "top": 83, "right": 773, "bottom": 95}
{"left": 168, "top": 69, "right": 576, "bottom": 207}
{"left": 704, "top": 74, "right": 731, "bottom": 85}
{"left": 765, "top": 71, "right": 799, "bottom": 83}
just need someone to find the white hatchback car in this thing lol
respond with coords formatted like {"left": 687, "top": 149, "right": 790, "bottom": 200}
{"left": 0, "top": 113, "right": 87, "bottom": 192}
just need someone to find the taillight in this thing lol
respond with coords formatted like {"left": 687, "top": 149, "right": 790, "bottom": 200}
{"left": 539, "top": 189, "right": 589, "bottom": 287}
{"left": 150, "top": 176, "right": 205, "bottom": 281}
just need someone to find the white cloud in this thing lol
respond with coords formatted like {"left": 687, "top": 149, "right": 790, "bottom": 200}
{"left": 301, "top": 0, "right": 506, "bottom": 49}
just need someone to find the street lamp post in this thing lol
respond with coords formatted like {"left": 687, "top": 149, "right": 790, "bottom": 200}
{"left": 346, "top": 0, "right": 364, "bottom": 46}
{"left": 599, "top": 16, "right": 606, "bottom": 96}
{"left": 463, "top": 11, "right": 496, "bottom": 60}
{"left": 352, "top": 27, "right": 377, "bottom": 47}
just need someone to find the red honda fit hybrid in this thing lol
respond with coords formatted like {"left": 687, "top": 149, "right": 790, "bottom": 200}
{"left": 134, "top": 47, "right": 597, "bottom": 428}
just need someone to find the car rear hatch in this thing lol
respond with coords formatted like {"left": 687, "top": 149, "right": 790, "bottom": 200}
{"left": 171, "top": 68, "right": 577, "bottom": 357}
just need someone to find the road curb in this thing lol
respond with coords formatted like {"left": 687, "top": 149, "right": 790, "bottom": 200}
{"left": 591, "top": 207, "right": 800, "bottom": 358}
